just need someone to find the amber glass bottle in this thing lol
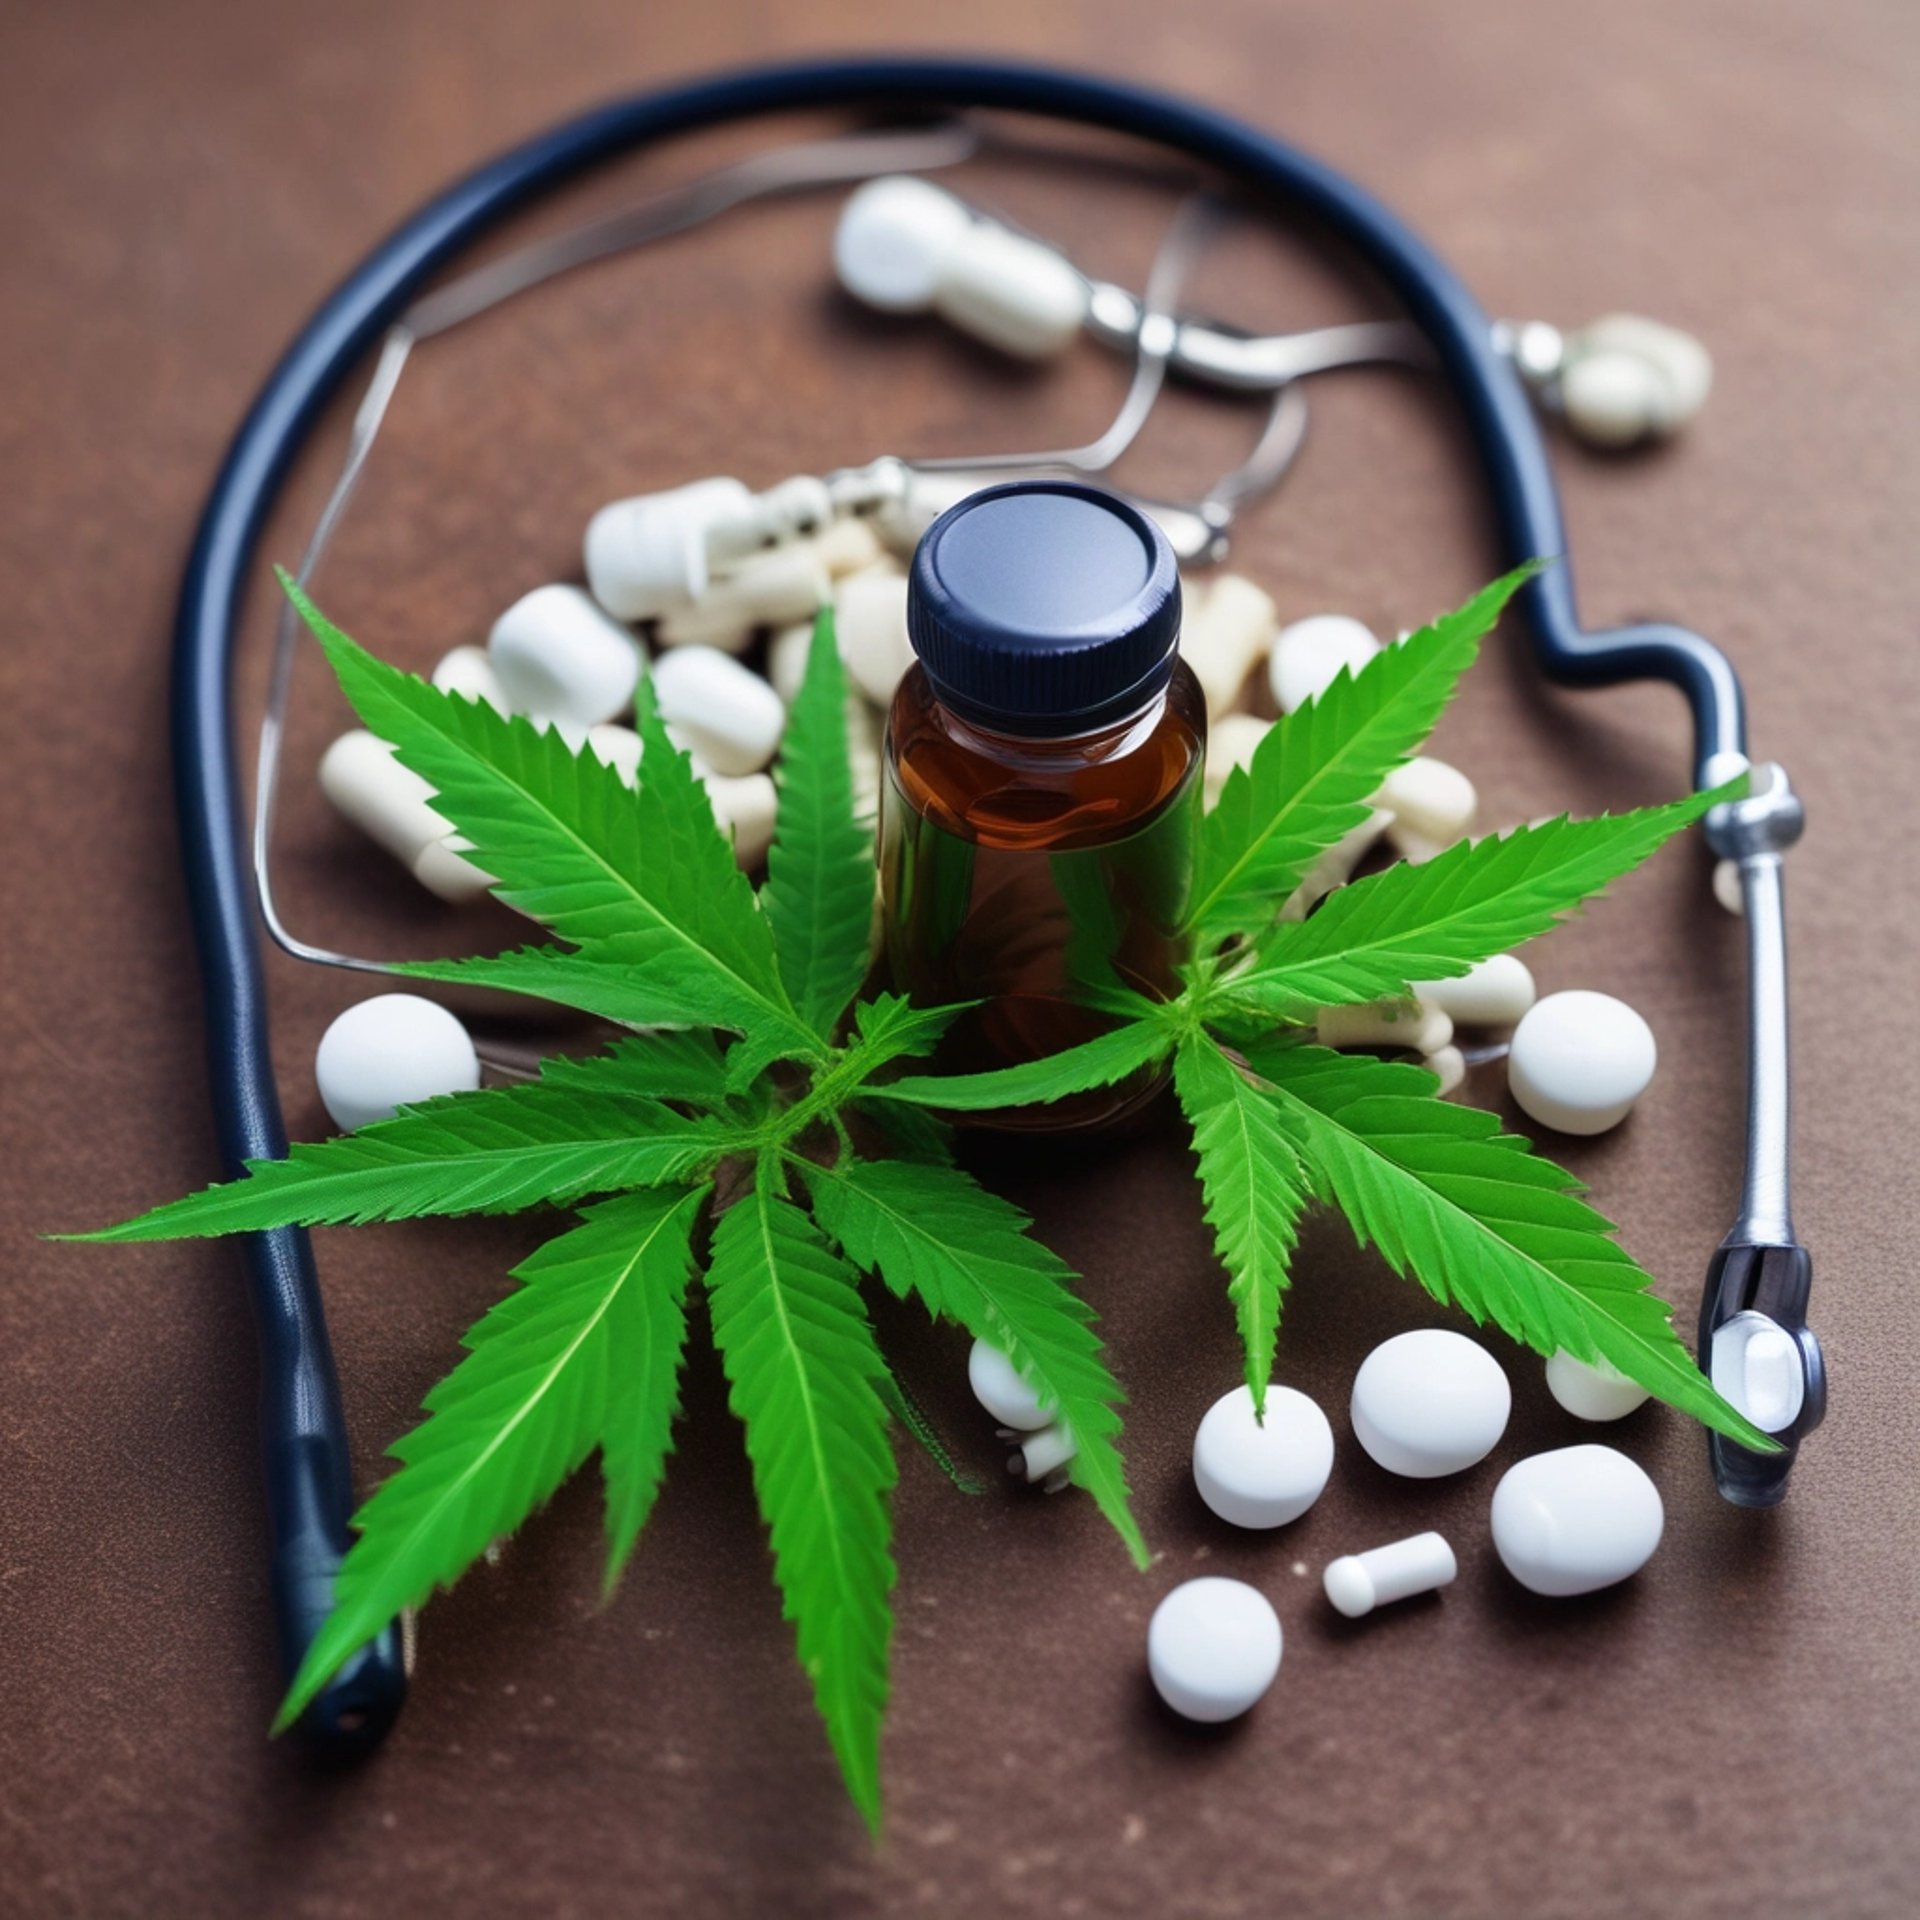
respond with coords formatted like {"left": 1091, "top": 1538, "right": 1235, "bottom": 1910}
{"left": 879, "top": 481, "right": 1206, "bottom": 1132}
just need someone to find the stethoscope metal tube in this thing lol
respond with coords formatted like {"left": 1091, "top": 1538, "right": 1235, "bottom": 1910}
{"left": 172, "top": 54, "right": 1813, "bottom": 1752}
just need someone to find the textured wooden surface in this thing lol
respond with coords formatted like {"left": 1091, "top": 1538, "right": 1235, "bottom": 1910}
{"left": 3, "top": 3, "right": 1917, "bottom": 1915}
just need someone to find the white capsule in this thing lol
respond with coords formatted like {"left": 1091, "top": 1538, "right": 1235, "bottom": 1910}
{"left": 1509, "top": 989, "right": 1657, "bottom": 1136}
{"left": 1202, "top": 712, "right": 1271, "bottom": 809}
{"left": 844, "top": 696, "right": 884, "bottom": 823}
{"left": 1147, "top": 1578, "right": 1282, "bottom": 1723}
{"left": 1269, "top": 614, "right": 1382, "bottom": 714}
{"left": 1580, "top": 314, "right": 1713, "bottom": 418}
{"left": 1712, "top": 858, "right": 1746, "bottom": 916}
{"left": 487, "top": 584, "right": 643, "bottom": 728}
{"left": 1351, "top": 1328, "right": 1512, "bottom": 1479}
{"left": 586, "top": 722, "right": 643, "bottom": 787}
{"left": 1280, "top": 807, "right": 1395, "bottom": 919}
{"left": 1182, "top": 573, "right": 1277, "bottom": 717}
{"left": 833, "top": 175, "right": 973, "bottom": 313}
{"left": 584, "top": 477, "right": 752, "bottom": 620}
{"left": 1378, "top": 756, "right": 1477, "bottom": 854}
{"left": 1424, "top": 1044, "right": 1467, "bottom": 1096}
{"left": 656, "top": 545, "right": 832, "bottom": 655}
{"left": 932, "top": 219, "right": 1090, "bottom": 360}
{"left": 1192, "top": 1383, "right": 1334, "bottom": 1529}
{"left": 649, "top": 646, "right": 786, "bottom": 776}
{"left": 969, "top": 1338, "right": 1053, "bottom": 1431}
{"left": 1316, "top": 999, "right": 1453, "bottom": 1055}
{"left": 1414, "top": 953, "right": 1536, "bottom": 1028}
{"left": 430, "top": 644, "right": 512, "bottom": 715}
{"left": 708, "top": 770, "right": 778, "bottom": 869}
{"left": 1561, "top": 349, "right": 1671, "bottom": 449}
{"left": 1546, "top": 1350, "right": 1652, "bottom": 1423}
{"left": 767, "top": 620, "right": 815, "bottom": 704}
{"left": 318, "top": 729, "right": 493, "bottom": 903}
{"left": 813, "top": 514, "right": 884, "bottom": 579}
{"left": 1013, "top": 1421, "right": 1077, "bottom": 1483}
{"left": 833, "top": 566, "right": 915, "bottom": 707}
{"left": 1323, "top": 1530, "right": 1458, "bottom": 1619}
{"left": 1491, "top": 1444, "right": 1664, "bottom": 1597}
{"left": 314, "top": 993, "right": 480, "bottom": 1133}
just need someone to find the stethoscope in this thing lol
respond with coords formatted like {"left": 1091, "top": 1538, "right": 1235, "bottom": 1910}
{"left": 171, "top": 57, "right": 1821, "bottom": 1755}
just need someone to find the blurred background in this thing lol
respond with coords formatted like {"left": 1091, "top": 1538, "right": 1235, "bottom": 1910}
{"left": 2, "top": 3, "right": 1915, "bottom": 1916}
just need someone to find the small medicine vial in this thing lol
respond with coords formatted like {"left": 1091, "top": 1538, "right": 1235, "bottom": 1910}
{"left": 881, "top": 482, "right": 1205, "bottom": 1131}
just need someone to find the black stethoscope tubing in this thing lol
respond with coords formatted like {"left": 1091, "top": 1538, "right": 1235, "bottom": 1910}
{"left": 171, "top": 55, "right": 1748, "bottom": 1754}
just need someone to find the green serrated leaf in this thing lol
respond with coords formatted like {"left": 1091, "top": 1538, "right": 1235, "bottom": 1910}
{"left": 867, "top": 1016, "right": 1172, "bottom": 1112}
{"left": 706, "top": 1178, "right": 896, "bottom": 1831}
{"left": 275, "top": 1187, "right": 703, "bottom": 1732}
{"left": 282, "top": 578, "right": 814, "bottom": 1063}
{"left": 1172, "top": 1031, "right": 1311, "bottom": 1415}
{"left": 1187, "top": 565, "right": 1540, "bottom": 946}
{"left": 72, "top": 1080, "right": 741, "bottom": 1240}
{"left": 763, "top": 611, "right": 878, "bottom": 1041}
{"left": 1241, "top": 1040, "right": 1775, "bottom": 1450}
{"left": 802, "top": 1155, "right": 1147, "bottom": 1569}
{"left": 535, "top": 1029, "right": 734, "bottom": 1108}
{"left": 1220, "top": 783, "right": 1735, "bottom": 1019}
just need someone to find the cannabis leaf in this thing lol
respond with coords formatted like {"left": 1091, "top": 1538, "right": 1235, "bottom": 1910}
{"left": 1215, "top": 790, "right": 1731, "bottom": 1019}
{"left": 869, "top": 1009, "right": 1174, "bottom": 1112}
{"left": 707, "top": 1174, "right": 897, "bottom": 1832}
{"left": 1240, "top": 1040, "right": 1773, "bottom": 1450}
{"left": 274, "top": 1186, "right": 703, "bottom": 1731}
{"left": 1172, "top": 1031, "right": 1311, "bottom": 1416}
{"left": 1187, "top": 566, "right": 1538, "bottom": 945}
{"left": 802, "top": 1154, "right": 1146, "bottom": 1568}
{"left": 763, "top": 608, "right": 878, "bottom": 1039}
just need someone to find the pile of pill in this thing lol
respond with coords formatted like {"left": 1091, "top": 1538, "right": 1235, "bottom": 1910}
{"left": 966, "top": 1327, "right": 1666, "bottom": 1723}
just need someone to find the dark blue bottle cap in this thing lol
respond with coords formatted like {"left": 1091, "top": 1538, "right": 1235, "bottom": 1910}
{"left": 906, "top": 481, "right": 1182, "bottom": 736}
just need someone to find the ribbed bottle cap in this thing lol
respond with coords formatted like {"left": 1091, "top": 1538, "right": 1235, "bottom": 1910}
{"left": 906, "top": 482, "right": 1181, "bottom": 735}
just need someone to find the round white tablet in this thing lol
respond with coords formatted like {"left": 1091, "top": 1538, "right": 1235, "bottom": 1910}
{"left": 1146, "top": 1578, "right": 1282, "bottom": 1723}
{"left": 1268, "top": 614, "right": 1382, "bottom": 713}
{"left": 1350, "top": 1328, "right": 1511, "bottom": 1479}
{"left": 967, "top": 1339, "right": 1052, "bottom": 1431}
{"left": 1508, "top": 990, "right": 1657, "bottom": 1136}
{"left": 1545, "top": 1349, "right": 1651, "bottom": 1422}
{"left": 1490, "top": 1444, "right": 1664, "bottom": 1596}
{"left": 1192, "top": 1384, "right": 1334, "bottom": 1529}
{"left": 314, "top": 993, "right": 480, "bottom": 1133}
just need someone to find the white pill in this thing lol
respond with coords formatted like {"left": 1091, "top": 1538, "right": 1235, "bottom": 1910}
{"left": 650, "top": 646, "right": 786, "bottom": 776}
{"left": 1202, "top": 711, "right": 1271, "bottom": 808}
{"left": 1713, "top": 858, "right": 1745, "bottom": 916}
{"left": 767, "top": 620, "right": 814, "bottom": 704}
{"left": 1269, "top": 614, "right": 1382, "bottom": 713}
{"left": 318, "top": 729, "right": 493, "bottom": 904}
{"left": 314, "top": 993, "right": 480, "bottom": 1133}
{"left": 584, "top": 476, "right": 751, "bottom": 620}
{"left": 1579, "top": 313, "right": 1713, "bottom": 418}
{"left": 1317, "top": 999, "right": 1453, "bottom": 1055}
{"left": 1192, "top": 1384, "right": 1334, "bottom": 1530}
{"left": 1414, "top": 953, "right": 1536, "bottom": 1028}
{"left": 1424, "top": 1044, "right": 1467, "bottom": 1096}
{"left": 833, "top": 175, "right": 972, "bottom": 313}
{"left": 1013, "top": 1422, "right": 1077, "bottom": 1483}
{"left": 703, "top": 475, "right": 834, "bottom": 572}
{"left": 1508, "top": 989, "right": 1657, "bottom": 1136}
{"left": 1351, "top": 1328, "right": 1511, "bottom": 1479}
{"left": 488, "top": 584, "right": 643, "bottom": 727}
{"left": 1491, "top": 1444, "right": 1664, "bottom": 1596}
{"left": 1147, "top": 1578, "right": 1282, "bottom": 1723}
{"left": 708, "top": 770, "right": 778, "bottom": 869}
{"left": 431, "top": 644, "right": 512, "bottom": 715}
{"left": 813, "top": 514, "right": 884, "bottom": 579}
{"left": 932, "top": 220, "right": 1090, "bottom": 360}
{"left": 656, "top": 545, "right": 831, "bottom": 655}
{"left": 833, "top": 567, "right": 915, "bottom": 706}
{"left": 1378, "top": 756, "right": 1477, "bottom": 849}
{"left": 586, "top": 723, "right": 643, "bottom": 787}
{"left": 969, "top": 1338, "right": 1053, "bottom": 1430}
{"left": 1182, "top": 573, "right": 1277, "bottom": 717}
{"left": 1323, "top": 1531, "right": 1458, "bottom": 1619}
{"left": 1561, "top": 349, "right": 1670, "bottom": 449}
{"left": 1545, "top": 1349, "right": 1651, "bottom": 1422}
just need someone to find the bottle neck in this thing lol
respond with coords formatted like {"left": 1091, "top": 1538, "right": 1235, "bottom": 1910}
{"left": 922, "top": 674, "right": 1174, "bottom": 770}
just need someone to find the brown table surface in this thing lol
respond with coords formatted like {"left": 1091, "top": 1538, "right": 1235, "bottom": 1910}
{"left": 4, "top": 3, "right": 1918, "bottom": 1915}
